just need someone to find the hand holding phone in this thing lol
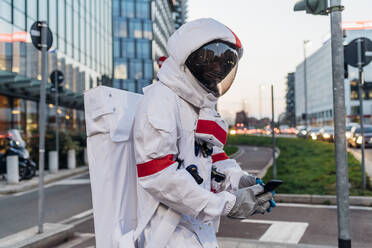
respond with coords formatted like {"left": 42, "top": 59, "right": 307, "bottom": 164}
{"left": 263, "top": 180, "right": 283, "bottom": 193}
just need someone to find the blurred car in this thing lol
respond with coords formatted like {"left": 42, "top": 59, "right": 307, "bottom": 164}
{"left": 307, "top": 127, "right": 321, "bottom": 140}
{"left": 319, "top": 126, "right": 334, "bottom": 142}
{"left": 348, "top": 125, "right": 372, "bottom": 148}
{"left": 345, "top": 123, "right": 359, "bottom": 139}
{"left": 297, "top": 127, "right": 308, "bottom": 138}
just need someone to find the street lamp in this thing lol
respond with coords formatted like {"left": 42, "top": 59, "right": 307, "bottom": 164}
{"left": 303, "top": 40, "right": 311, "bottom": 129}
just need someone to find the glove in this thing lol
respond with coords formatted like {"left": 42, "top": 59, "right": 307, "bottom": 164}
{"left": 238, "top": 174, "right": 257, "bottom": 189}
{"left": 227, "top": 184, "right": 273, "bottom": 219}
{"left": 255, "top": 178, "right": 276, "bottom": 213}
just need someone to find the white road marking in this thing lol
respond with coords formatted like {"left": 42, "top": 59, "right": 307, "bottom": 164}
{"left": 53, "top": 179, "right": 90, "bottom": 185}
{"left": 60, "top": 209, "right": 93, "bottom": 224}
{"left": 241, "top": 219, "right": 308, "bottom": 244}
{"left": 71, "top": 209, "right": 93, "bottom": 219}
{"left": 277, "top": 203, "right": 372, "bottom": 211}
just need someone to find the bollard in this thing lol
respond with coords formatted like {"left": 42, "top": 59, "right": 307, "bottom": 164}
{"left": 48, "top": 151, "right": 58, "bottom": 174}
{"left": 6, "top": 155, "right": 19, "bottom": 184}
{"left": 84, "top": 148, "right": 88, "bottom": 165}
{"left": 68, "top": 149, "right": 76, "bottom": 169}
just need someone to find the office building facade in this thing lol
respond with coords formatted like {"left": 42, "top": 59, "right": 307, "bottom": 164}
{"left": 295, "top": 20, "right": 372, "bottom": 126}
{"left": 112, "top": 0, "right": 187, "bottom": 93}
{"left": 0, "top": 0, "right": 112, "bottom": 136}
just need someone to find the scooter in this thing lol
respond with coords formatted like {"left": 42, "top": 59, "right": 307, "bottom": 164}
{"left": 0, "top": 129, "right": 36, "bottom": 181}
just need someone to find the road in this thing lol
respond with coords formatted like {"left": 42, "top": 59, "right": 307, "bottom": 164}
{"left": 0, "top": 173, "right": 92, "bottom": 239}
{"left": 2, "top": 146, "right": 372, "bottom": 247}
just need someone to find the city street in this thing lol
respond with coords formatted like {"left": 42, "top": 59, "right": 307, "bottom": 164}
{"left": 2, "top": 146, "right": 372, "bottom": 247}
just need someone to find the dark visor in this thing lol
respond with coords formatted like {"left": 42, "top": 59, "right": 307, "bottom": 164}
{"left": 185, "top": 40, "right": 241, "bottom": 96}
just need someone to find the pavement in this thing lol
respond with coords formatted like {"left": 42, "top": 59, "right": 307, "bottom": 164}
{"left": 2, "top": 146, "right": 372, "bottom": 247}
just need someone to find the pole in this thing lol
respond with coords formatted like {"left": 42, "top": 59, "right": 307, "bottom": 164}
{"left": 304, "top": 40, "right": 309, "bottom": 130}
{"left": 357, "top": 39, "right": 366, "bottom": 191}
{"left": 330, "top": 1, "right": 351, "bottom": 247}
{"left": 271, "top": 85, "right": 277, "bottom": 179}
{"left": 259, "top": 85, "right": 262, "bottom": 119}
{"left": 55, "top": 72, "right": 59, "bottom": 164}
{"left": 38, "top": 22, "right": 48, "bottom": 234}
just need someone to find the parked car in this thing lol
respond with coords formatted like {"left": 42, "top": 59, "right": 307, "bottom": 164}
{"left": 345, "top": 123, "right": 359, "bottom": 139}
{"left": 297, "top": 127, "right": 308, "bottom": 138}
{"left": 319, "top": 126, "right": 334, "bottom": 142}
{"left": 307, "top": 128, "right": 321, "bottom": 140}
{"left": 347, "top": 125, "right": 372, "bottom": 148}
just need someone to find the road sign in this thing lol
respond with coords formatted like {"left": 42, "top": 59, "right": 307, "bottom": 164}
{"left": 344, "top": 37, "right": 372, "bottom": 68}
{"left": 30, "top": 21, "right": 53, "bottom": 51}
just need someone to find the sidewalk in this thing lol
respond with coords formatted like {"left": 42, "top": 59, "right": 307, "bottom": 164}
{"left": 348, "top": 148, "right": 372, "bottom": 183}
{"left": 0, "top": 166, "right": 89, "bottom": 195}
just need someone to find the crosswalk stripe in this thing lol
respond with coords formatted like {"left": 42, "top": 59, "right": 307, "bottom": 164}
{"left": 241, "top": 219, "right": 308, "bottom": 244}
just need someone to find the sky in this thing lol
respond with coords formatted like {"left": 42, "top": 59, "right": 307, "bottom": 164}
{"left": 187, "top": 0, "right": 372, "bottom": 123}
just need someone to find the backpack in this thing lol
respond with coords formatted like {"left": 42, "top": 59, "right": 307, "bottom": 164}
{"left": 84, "top": 86, "right": 142, "bottom": 248}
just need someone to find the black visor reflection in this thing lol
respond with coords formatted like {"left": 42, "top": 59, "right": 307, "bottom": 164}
{"left": 185, "top": 40, "right": 239, "bottom": 96}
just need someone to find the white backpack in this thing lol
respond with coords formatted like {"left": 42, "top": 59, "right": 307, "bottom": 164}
{"left": 84, "top": 86, "right": 142, "bottom": 248}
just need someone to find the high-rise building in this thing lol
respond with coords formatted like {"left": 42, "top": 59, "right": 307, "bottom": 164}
{"left": 295, "top": 20, "right": 372, "bottom": 126}
{"left": 112, "top": 0, "right": 188, "bottom": 93}
{"left": 0, "top": 0, "right": 112, "bottom": 135}
{"left": 285, "top": 72, "right": 296, "bottom": 127}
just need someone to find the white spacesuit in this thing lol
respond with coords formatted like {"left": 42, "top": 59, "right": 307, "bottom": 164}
{"left": 133, "top": 18, "right": 273, "bottom": 248}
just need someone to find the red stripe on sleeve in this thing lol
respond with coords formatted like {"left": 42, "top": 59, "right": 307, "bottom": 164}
{"left": 137, "top": 154, "right": 174, "bottom": 177}
{"left": 196, "top": 120, "right": 227, "bottom": 145}
{"left": 212, "top": 152, "right": 229, "bottom": 163}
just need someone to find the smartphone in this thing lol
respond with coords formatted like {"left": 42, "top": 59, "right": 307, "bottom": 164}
{"left": 264, "top": 180, "right": 283, "bottom": 192}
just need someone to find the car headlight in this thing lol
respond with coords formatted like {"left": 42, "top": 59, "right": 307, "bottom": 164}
{"left": 357, "top": 136, "right": 363, "bottom": 144}
{"left": 323, "top": 133, "right": 330, "bottom": 139}
{"left": 301, "top": 130, "right": 307, "bottom": 135}
{"left": 229, "top": 129, "right": 236, "bottom": 135}
{"left": 346, "top": 132, "right": 351, "bottom": 139}
{"left": 311, "top": 133, "right": 317, "bottom": 140}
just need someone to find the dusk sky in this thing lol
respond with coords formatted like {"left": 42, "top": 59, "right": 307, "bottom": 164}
{"left": 188, "top": 0, "right": 372, "bottom": 123}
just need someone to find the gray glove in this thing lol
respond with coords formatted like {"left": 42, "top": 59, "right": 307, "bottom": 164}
{"left": 227, "top": 184, "right": 273, "bottom": 219}
{"left": 238, "top": 174, "right": 257, "bottom": 188}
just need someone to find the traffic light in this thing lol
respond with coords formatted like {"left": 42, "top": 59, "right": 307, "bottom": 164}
{"left": 294, "top": 0, "right": 328, "bottom": 15}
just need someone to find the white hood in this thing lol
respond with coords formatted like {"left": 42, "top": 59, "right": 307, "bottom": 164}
{"left": 158, "top": 18, "right": 242, "bottom": 108}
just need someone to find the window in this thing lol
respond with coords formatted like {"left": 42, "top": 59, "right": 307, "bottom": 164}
{"left": 114, "top": 19, "right": 127, "bottom": 38}
{"left": 38, "top": 0, "right": 47, "bottom": 21}
{"left": 114, "top": 59, "right": 128, "bottom": 80}
{"left": 122, "top": 39, "right": 135, "bottom": 58}
{"left": 0, "top": 1, "right": 12, "bottom": 22}
{"left": 122, "top": 0, "right": 134, "bottom": 18}
{"left": 114, "top": 38, "right": 120, "bottom": 58}
{"left": 58, "top": 0, "right": 65, "bottom": 38}
{"left": 136, "top": 39, "right": 150, "bottom": 59}
{"left": 113, "top": 0, "right": 120, "bottom": 17}
{"left": 129, "top": 60, "right": 142, "bottom": 80}
{"left": 123, "top": 80, "right": 136, "bottom": 92}
{"left": 14, "top": 0, "right": 25, "bottom": 12}
{"left": 143, "top": 21, "right": 152, "bottom": 39}
{"left": 144, "top": 60, "right": 153, "bottom": 79}
{"left": 13, "top": 9, "right": 25, "bottom": 30}
{"left": 113, "top": 79, "right": 121, "bottom": 89}
{"left": 48, "top": 0, "right": 57, "bottom": 34}
{"left": 136, "top": 2, "right": 150, "bottom": 19}
{"left": 129, "top": 19, "right": 142, "bottom": 38}
{"left": 66, "top": 4, "right": 72, "bottom": 43}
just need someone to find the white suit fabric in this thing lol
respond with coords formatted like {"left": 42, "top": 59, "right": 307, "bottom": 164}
{"left": 133, "top": 18, "right": 247, "bottom": 248}
{"left": 84, "top": 86, "right": 142, "bottom": 248}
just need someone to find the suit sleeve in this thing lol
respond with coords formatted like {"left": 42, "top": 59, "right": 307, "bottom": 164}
{"left": 211, "top": 146, "right": 255, "bottom": 192}
{"left": 133, "top": 95, "right": 235, "bottom": 221}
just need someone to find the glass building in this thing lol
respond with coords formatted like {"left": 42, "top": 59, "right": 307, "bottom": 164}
{"left": 113, "top": 0, "right": 187, "bottom": 93}
{"left": 0, "top": 0, "right": 112, "bottom": 136}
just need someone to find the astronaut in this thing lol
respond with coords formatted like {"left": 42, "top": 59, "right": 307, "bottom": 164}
{"left": 133, "top": 18, "right": 274, "bottom": 248}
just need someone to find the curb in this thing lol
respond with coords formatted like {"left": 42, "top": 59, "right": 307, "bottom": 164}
{"left": 347, "top": 148, "right": 372, "bottom": 183}
{"left": 229, "top": 146, "right": 243, "bottom": 159}
{"left": 275, "top": 193, "right": 372, "bottom": 207}
{"left": 0, "top": 166, "right": 89, "bottom": 195}
{"left": 0, "top": 223, "right": 74, "bottom": 248}
{"left": 217, "top": 237, "right": 335, "bottom": 248}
